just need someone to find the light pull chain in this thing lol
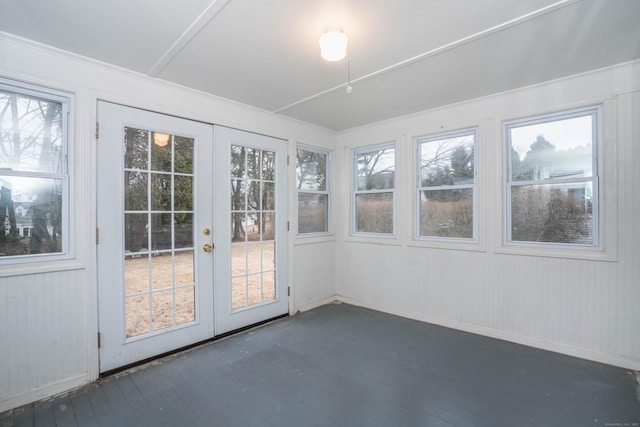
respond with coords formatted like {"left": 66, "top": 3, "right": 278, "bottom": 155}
{"left": 346, "top": 42, "right": 353, "bottom": 93}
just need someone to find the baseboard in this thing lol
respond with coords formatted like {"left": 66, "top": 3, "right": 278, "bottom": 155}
{"left": 0, "top": 374, "right": 89, "bottom": 413}
{"left": 292, "top": 295, "right": 339, "bottom": 314}
{"left": 336, "top": 295, "right": 640, "bottom": 371}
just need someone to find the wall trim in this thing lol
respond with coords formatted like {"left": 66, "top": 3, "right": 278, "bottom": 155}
{"left": 336, "top": 295, "right": 640, "bottom": 372}
{"left": 0, "top": 374, "right": 88, "bottom": 413}
{"left": 293, "top": 295, "right": 339, "bottom": 314}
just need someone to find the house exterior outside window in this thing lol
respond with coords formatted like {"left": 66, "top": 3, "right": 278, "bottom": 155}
{"left": 296, "top": 145, "right": 331, "bottom": 235}
{"left": 505, "top": 106, "right": 601, "bottom": 248}
{"left": 352, "top": 144, "right": 396, "bottom": 236}
{"left": 415, "top": 128, "right": 477, "bottom": 241}
{"left": 0, "top": 78, "right": 73, "bottom": 262}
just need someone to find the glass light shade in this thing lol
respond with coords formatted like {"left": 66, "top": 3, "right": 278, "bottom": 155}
{"left": 319, "top": 30, "right": 348, "bottom": 61}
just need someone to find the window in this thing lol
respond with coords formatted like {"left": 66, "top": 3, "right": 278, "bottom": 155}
{"left": 296, "top": 145, "right": 330, "bottom": 235}
{"left": 416, "top": 129, "right": 477, "bottom": 240}
{"left": 352, "top": 144, "right": 395, "bottom": 236}
{"left": 0, "top": 79, "right": 72, "bottom": 261}
{"left": 505, "top": 106, "right": 600, "bottom": 247}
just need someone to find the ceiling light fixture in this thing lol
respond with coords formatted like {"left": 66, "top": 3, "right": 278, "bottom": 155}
{"left": 319, "top": 25, "right": 348, "bottom": 62}
{"left": 153, "top": 132, "right": 170, "bottom": 147}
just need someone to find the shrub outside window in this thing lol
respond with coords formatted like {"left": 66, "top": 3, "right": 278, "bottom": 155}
{"left": 505, "top": 106, "right": 600, "bottom": 247}
{"left": 296, "top": 145, "right": 330, "bottom": 235}
{"left": 416, "top": 129, "right": 477, "bottom": 240}
{"left": 353, "top": 144, "right": 395, "bottom": 236}
{"left": 0, "top": 80, "right": 72, "bottom": 262}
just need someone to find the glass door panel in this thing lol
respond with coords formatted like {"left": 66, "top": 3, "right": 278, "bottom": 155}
{"left": 123, "top": 128, "right": 196, "bottom": 337}
{"left": 98, "top": 102, "right": 213, "bottom": 373}
{"left": 214, "top": 126, "right": 288, "bottom": 335}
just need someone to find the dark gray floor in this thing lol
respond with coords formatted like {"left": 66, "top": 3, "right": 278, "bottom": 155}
{"left": 2, "top": 303, "right": 639, "bottom": 426}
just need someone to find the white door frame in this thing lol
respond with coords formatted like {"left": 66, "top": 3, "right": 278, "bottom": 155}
{"left": 97, "top": 104, "right": 289, "bottom": 372}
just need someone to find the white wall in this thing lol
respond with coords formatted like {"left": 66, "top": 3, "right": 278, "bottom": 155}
{"left": 0, "top": 33, "right": 337, "bottom": 411}
{"left": 335, "top": 61, "right": 640, "bottom": 370}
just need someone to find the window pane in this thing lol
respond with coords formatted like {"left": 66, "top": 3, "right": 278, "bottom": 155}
{"left": 298, "top": 193, "right": 328, "bottom": 233}
{"left": 174, "top": 175, "right": 192, "bottom": 212}
{"left": 262, "top": 150, "right": 275, "bottom": 181}
{"left": 356, "top": 148, "right": 395, "bottom": 190}
{"left": 124, "top": 170, "right": 148, "bottom": 211}
{"left": 0, "top": 176, "right": 63, "bottom": 256}
{"left": 510, "top": 115, "right": 593, "bottom": 182}
{"left": 124, "top": 213, "right": 148, "bottom": 253}
{"left": 356, "top": 192, "right": 393, "bottom": 234}
{"left": 419, "top": 189, "right": 473, "bottom": 238}
{"left": 174, "top": 213, "right": 193, "bottom": 249}
{"left": 150, "top": 132, "right": 172, "bottom": 172}
{"left": 150, "top": 173, "right": 171, "bottom": 211}
{"left": 173, "top": 136, "right": 194, "bottom": 174}
{"left": 150, "top": 213, "right": 172, "bottom": 250}
{"left": 420, "top": 135, "right": 474, "bottom": 186}
{"left": 296, "top": 149, "right": 327, "bottom": 191}
{"left": 0, "top": 90, "right": 63, "bottom": 174}
{"left": 124, "top": 127, "right": 148, "bottom": 170}
{"left": 511, "top": 183, "right": 593, "bottom": 244}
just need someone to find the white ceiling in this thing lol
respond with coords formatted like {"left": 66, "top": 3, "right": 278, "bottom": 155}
{"left": 1, "top": 0, "right": 639, "bottom": 131}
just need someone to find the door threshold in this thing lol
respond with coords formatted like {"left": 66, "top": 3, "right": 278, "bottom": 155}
{"left": 99, "top": 313, "right": 289, "bottom": 378}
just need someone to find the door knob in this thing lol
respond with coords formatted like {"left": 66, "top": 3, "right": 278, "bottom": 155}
{"left": 203, "top": 243, "right": 213, "bottom": 252}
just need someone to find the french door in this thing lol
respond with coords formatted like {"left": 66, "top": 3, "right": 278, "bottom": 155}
{"left": 97, "top": 102, "right": 288, "bottom": 372}
{"left": 213, "top": 126, "right": 288, "bottom": 334}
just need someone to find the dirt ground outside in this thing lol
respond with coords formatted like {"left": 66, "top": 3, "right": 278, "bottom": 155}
{"left": 124, "top": 241, "right": 275, "bottom": 337}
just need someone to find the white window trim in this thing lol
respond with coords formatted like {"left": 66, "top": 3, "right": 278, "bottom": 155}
{"left": 295, "top": 143, "right": 332, "bottom": 238}
{"left": 413, "top": 127, "right": 479, "bottom": 244}
{"left": 351, "top": 142, "right": 397, "bottom": 238}
{"left": 502, "top": 104, "right": 603, "bottom": 253}
{"left": 0, "top": 77, "right": 75, "bottom": 266}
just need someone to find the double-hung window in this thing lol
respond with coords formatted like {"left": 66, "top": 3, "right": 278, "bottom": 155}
{"left": 0, "top": 79, "right": 73, "bottom": 262}
{"left": 296, "top": 145, "right": 330, "bottom": 235}
{"left": 505, "top": 106, "right": 600, "bottom": 247}
{"left": 352, "top": 144, "right": 395, "bottom": 236}
{"left": 416, "top": 129, "right": 477, "bottom": 240}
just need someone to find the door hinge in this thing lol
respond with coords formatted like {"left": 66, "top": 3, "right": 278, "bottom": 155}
{"left": 287, "top": 155, "right": 290, "bottom": 166}
{"left": 96, "top": 122, "right": 99, "bottom": 140}
{"left": 287, "top": 221, "right": 290, "bottom": 231}
{"left": 97, "top": 332, "right": 101, "bottom": 348}
{"left": 96, "top": 228, "right": 99, "bottom": 244}
{"left": 288, "top": 287, "right": 290, "bottom": 297}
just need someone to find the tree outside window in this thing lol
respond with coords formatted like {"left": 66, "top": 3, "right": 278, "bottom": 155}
{"left": 296, "top": 146, "right": 330, "bottom": 235}
{"left": 0, "top": 81, "right": 71, "bottom": 260}
{"left": 353, "top": 144, "right": 395, "bottom": 235}
{"left": 506, "top": 107, "right": 599, "bottom": 246}
{"left": 416, "top": 129, "right": 476, "bottom": 240}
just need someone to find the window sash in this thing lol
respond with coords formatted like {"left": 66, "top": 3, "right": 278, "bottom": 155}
{"left": 415, "top": 128, "right": 477, "bottom": 241}
{"left": 296, "top": 145, "right": 331, "bottom": 235}
{"left": 0, "top": 78, "right": 73, "bottom": 263}
{"left": 504, "top": 106, "right": 600, "bottom": 248}
{"left": 352, "top": 143, "right": 396, "bottom": 236}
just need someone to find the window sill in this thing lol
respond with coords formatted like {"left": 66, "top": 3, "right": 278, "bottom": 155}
{"left": 345, "top": 234, "right": 402, "bottom": 246}
{"left": 407, "top": 238, "right": 485, "bottom": 253}
{"left": 0, "top": 258, "right": 86, "bottom": 278}
{"left": 494, "top": 244, "right": 616, "bottom": 262}
{"left": 294, "top": 234, "right": 336, "bottom": 246}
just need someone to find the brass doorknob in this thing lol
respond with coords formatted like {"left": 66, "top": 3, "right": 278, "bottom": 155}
{"left": 203, "top": 243, "right": 213, "bottom": 252}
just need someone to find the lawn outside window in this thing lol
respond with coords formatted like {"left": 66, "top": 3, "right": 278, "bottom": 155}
{"left": 296, "top": 145, "right": 331, "bottom": 235}
{"left": 415, "top": 128, "right": 477, "bottom": 242}
{"left": 505, "top": 106, "right": 601, "bottom": 249}
{"left": 352, "top": 143, "right": 395, "bottom": 237}
{"left": 0, "top": 78, "right": 73, "bottom": 263}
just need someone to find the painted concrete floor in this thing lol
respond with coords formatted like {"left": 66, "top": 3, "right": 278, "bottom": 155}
{"left": 2, "top": 303, "right": 639, "bottom": 426}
